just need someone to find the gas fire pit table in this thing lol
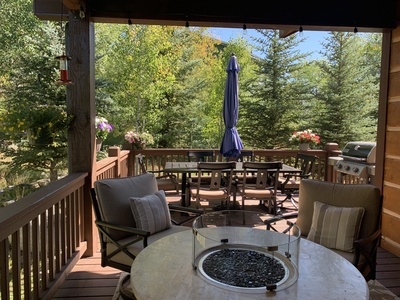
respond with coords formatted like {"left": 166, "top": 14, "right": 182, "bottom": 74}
{"left": 130, "top": 210, "right": 368, "bottom": 300}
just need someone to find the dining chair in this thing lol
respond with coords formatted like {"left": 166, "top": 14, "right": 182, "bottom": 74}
{"left": 239, "top": 161, "right": 282, "bottom": 215}
{"left": 136, "top": 154, "right": 180, "bottom": 193}
{"left": 189, "top": 162, "right": 236, "bottom": 210}
{"left": 277, "top": 153, "right": 316, "bottom": 211}
{"left": 186, "top": 150, "right": 216, "bottom": 188}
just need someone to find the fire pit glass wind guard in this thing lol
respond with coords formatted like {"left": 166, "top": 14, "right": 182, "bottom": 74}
{"left": 192, "top": 210, "right": 300, "bottom": 293}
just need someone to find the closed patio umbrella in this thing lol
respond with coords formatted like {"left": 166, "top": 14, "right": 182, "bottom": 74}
{"left": 220, "top": 54, "right": 244, "bottom": 158}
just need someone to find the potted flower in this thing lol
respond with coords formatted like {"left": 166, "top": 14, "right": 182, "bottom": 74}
{"left": 289, "top": 129, "right": 320, "bottom": 150}
{"left": 124, "top": 131, "right": 154, "bottom": 149}
{"left": 95, "top": 116, "right": 114, "bottom": 151}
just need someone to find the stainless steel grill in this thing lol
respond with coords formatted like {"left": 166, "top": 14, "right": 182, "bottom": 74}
{"left": 333, "top": 141, "right": 376, "bottom": 184}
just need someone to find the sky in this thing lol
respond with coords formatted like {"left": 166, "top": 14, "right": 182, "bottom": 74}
{"left": 207, "top": 28, "right": 330, "bottom": 60}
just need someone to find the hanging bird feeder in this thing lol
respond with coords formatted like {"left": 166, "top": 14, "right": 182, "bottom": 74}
{"left": 55, "top": 53, "right": 72, "bottom": 85}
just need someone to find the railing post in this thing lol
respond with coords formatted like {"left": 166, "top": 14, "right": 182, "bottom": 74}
{"left": 122, "top": 143, "right": 135, "bottom": 176}
{"left": 325, "top": 143, "right": 341, "bottom": 182}
{"left": 108, "top": 147, "right": 121, "bottom": 178}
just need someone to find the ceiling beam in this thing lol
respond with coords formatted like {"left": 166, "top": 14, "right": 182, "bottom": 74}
{"left": 63, "top": 0, "right": 81, "bottom": 12}
{"left": 34, "top": 0, "right": 399, "bottom": 33}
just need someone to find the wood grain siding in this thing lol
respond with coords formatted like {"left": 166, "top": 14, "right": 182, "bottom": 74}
{"left": 387, "top": 100, "right": 400, "bottom": 127}
{"left": 384, "top": 158, "right": 400, "bottom": 185}
{"left": 381, "top": 27, "right": 400, "bottom": 257}
{"left": 386, "top": 131, "right": 400, "bottom": 157}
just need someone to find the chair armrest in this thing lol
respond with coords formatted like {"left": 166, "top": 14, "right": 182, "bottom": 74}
{"left": 95, "top": 220, "right": 151, "bottom": 248}
{"left": 264, "top": 213, "right": 298, "bottom": 232}
{"left": 168, "top": 204, "right": 203, "bottom": 215}
{"left": 353, "top": 228, "right": 382, "bottom": 266}
{"left": 168, "top": 204, "right": 203, "bottom": 225}
{"left": 95, "top": 220, "right": 150, "bottom": 237}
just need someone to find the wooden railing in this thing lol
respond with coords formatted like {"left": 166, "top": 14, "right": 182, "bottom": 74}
{"left": 0, "top": 145, "right": 339, "bottom": 299}
{"left": 0, "top": 147, "right": 130, "bottom": 300}
{"left": 95, "top": 147, "right": 130, "bottom": 180}
{"left": 129, "top": 146, "right": 342, "bottom": 181}
{"left": 0, "top": 173, "right": 88, "bottom": 300}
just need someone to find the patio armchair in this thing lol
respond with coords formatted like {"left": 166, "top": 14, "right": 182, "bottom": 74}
{"left": 266, "top": 179, "right": 382, "bottom": 281}
{"left": 189, "top": 162, "right": 236, "bottom": 210}
{"left": 238, "top": 161, "right": 282, "bottom": 215}
{"left": 277, "top": 153, "right": 316, "bottom": 211}
{"left": 90, "top": 173, "right": 202, "bottom": 274}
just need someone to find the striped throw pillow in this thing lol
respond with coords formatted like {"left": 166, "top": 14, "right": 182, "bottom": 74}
{"left": 129, "top": 190, "right": 172, "bottom": 235}
{"left": 307, "top": 201, "right": 365, "bottom": 252}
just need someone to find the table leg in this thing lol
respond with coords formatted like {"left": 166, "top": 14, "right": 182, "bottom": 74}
{"left": 181, "top": 173, "right": 187, "bottom": 207}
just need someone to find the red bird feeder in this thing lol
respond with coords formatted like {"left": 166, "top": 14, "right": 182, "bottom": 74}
{"left": 55, "top": 53, "right": 73, "bottom": 85}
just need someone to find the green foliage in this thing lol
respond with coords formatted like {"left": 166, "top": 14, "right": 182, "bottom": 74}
{"left": 315, "top": 32, "right": 379, "bottom": 147}
{"left": 0, "top": 0, "right": 69, "bottom": 182}
{"left": 0, "top": 2, "right": 383, "bottom": 190}
{"left": 239, "top": 30, "right": 309, "bottom": 149}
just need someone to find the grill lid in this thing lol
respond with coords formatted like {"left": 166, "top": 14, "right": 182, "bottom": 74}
{"left": 339, "top": 141, "right": 376, "bottom": 164}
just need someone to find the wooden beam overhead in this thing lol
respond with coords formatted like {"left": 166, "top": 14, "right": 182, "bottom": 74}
{"left": 35, "top": 0, "right": 399, "bottom": 32}
{"left": 63, "top": 0, "right": 81, "bottom": 12}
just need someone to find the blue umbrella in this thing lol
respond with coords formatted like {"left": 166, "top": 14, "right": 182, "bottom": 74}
{"left": 220, "top": 54, "right": 244, "bottom": 158}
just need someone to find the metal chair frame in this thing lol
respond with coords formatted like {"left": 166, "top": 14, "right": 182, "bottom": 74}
{"left": 278, "top": 153, "right": 316, "bottom": 210}
{"left": 239, "top": 161, "right": 283, "bottom": 215}
{"left": 190, "top": 162, "right": 236, "bottom": 209}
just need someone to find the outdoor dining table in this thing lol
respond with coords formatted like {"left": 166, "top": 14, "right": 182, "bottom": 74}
{"left": 163, "top": 162, "right": 302, "bottom": 207}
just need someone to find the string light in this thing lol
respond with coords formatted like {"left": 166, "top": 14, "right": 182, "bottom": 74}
{"left": 243, "top": 23, "right": 247, "bottom": 35}
{"left": 128, "top": 10, "right": 132, "bottom": 25}
{"left": 298, "top": 25, "right": 304, "bottom": 37}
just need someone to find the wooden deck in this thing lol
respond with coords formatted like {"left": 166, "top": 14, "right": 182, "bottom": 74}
{"left": 53, "top": 193, "right": 400, "bottom": 299}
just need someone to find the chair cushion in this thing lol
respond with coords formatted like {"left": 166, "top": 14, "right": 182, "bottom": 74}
{"left": 130, "top": 190, "right": 172, "bottom": 235}
{"left": 307, "top": 201, "right": 365, "bottom": 252}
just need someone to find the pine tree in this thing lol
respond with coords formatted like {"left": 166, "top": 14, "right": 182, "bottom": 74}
{"left": 315, "top": 32, "right": 378, "bottom": 147}
{"left": 239, "top": 30, "right": 308, "bottom": 149}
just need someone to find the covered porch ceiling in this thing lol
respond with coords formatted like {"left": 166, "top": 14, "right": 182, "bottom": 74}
{"left": 34, "top": 0, "right": 399, "bottom": 35}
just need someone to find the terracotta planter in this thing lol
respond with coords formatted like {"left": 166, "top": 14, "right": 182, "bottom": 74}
{"left": 299, "top": 143, "right": 310, "bottom": 151}
{"left": 133, "top": 143, "right": 144, "bottom": 150}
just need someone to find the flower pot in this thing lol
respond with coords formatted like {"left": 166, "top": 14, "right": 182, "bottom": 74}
{"left": 299, "top": 143, "right": 309, "bottom": 151}
{"left": 133, "top": 143, "right": 144, "bottom": 150}
{"left": 96, "top": 139, "right": 103, "bottom": 152}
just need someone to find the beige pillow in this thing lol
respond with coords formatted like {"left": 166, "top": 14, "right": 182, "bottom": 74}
{"left": 307, "top": 201, "right": 365, "bottom": 252}
{"left": 129, "top": 190, "right": 172, "bottom": 235}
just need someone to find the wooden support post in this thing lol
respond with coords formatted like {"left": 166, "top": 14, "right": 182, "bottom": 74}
{"left": 108, "top": 147, "right": 121, "bottom": 178}
{"left": 66, "top": 11, "right": 96, "bottom": 257}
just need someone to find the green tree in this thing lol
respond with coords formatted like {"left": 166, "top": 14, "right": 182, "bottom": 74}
{"left": 239, "top": 30, "right": 308, "bottom": 149}
{"left": 315, "top": 32, "right": 379, "bottom": 147}
{"left": 0, "top": 0, "right": 69, "bottom": 182}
